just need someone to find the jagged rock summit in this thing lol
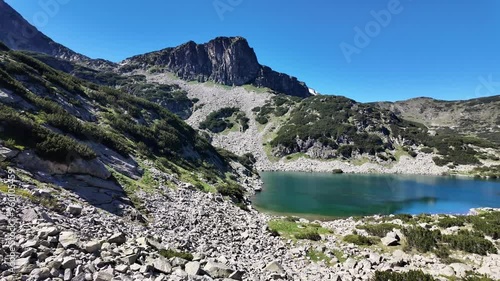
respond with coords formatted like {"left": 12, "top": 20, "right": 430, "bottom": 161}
{"left": 0, "top": 1, "right": 311, "bottom": 97}
{"left": 122, "top": 36, "right": 312, "bottom": 97}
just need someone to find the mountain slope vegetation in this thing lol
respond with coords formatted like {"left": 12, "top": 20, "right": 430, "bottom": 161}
{"left": 257, "top": 95, "right": 499, "bottom": 168}
{"left": 0, "top": 43, "right": 252, "bottom": 201}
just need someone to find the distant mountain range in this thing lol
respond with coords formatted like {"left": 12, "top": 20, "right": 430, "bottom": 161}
{"left": 377, "top": 96, "right": 500, "bottom": 145}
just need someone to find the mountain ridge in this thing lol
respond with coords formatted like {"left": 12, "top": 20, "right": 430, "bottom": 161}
{"left": 120, "top": 36, "right": 312, "bottom": 97}
{"left": 1, "top": 0, "right": 312, "bottom": 98}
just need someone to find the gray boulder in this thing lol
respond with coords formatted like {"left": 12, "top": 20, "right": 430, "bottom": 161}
{"left": 0, "top": 213, "right": 8, "bottom": 225}
{"left": 264, "top": 261, "right": 285, "bottom": 274}
{"left": 63, "top": 268, "right": 73, "bottom": 281}
{"left": 66, "top": 204, "right": 83, "bottom": 216}
{"left": 107, "top": 232, "right": 126, "bottom": 245}
{"left": 381, "top": 231, "right": 400, "bottom": 246}
{"left": 21, "top": 209, "right": 39, "bottom": 222}
{"left": 185, "top": 261, "right": 201, "bottom": 276}
{"left": 381, "top": 236, "right": 399, "bottom": 246}
{"left": 94, "top": 268, "right": 114, "bottom": 281}
{"left": 152, "top": 257, "right": 172, "bottom": 274}
{"left": 83, "top": 240, "right": 101, "bottom": 253}
{"left": 0, "top": 146, "right": 18, "bottom": 161}
{"left": 204, "top": 261, "right": 234, "bottom": 278}
{"left": 450, "top": 263, "right": 473, "bottom": 278}
{"left": 171, "top": 257, "right": 188, "bottom": 267}
{"left": 59, "top": 231, "right": 79, "bottom": 248}
{"left": 229, "top": 270, "right": 245, "bottom": 280}
{"left": 30, "top": 267, "right": 51, "bottom": 280}
{"left": 61, "top": 257, "right": 77, "bottom": 269}
{"left": 13, "top": 257, "right": 31, "bottom": 268}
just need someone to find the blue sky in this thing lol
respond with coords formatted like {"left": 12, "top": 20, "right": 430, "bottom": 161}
{"left": 5, "top": 0, "right": 500, "bottom": 102}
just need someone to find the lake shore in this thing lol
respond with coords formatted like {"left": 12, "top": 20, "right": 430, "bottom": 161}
{"left": 256, "top": 153, "right": 469, "bottom": 176}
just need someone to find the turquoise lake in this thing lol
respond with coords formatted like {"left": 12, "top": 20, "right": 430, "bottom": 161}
{"left": 252, "top": 172, "right": 500, "bottom": 219}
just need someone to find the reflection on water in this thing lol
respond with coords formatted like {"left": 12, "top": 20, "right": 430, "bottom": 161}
{"left": 253, "top": 172, "right": 500, "bottom": 218}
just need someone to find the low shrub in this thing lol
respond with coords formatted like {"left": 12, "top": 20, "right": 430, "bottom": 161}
{"left": 432, "top": 246, "right": 461, "bottom": 264}
{"left": 403, "top": 227, "right": 440, "bottom": 253}
{"left": 267, "top": 219, "right": 330, "bottom": 240}
{"left": 437, "top": 216, "right": 466, "bottom": 228}
{"left": 414, "top": 213, "right": 434, "bottom": 224}
{"left": 159, "top": 249, "right": 193, "bottom": 261}
{"left": 216, "top": 183, "right": 245, "bottom": 201}
{"left": 433, "top": 156, "right": 449, "bottom": 166}
{"left": 238, "top": 115, "right": 250, "bottom": 131}
{"left": 238, "top": 153, "right": 257, "bottom": 170}
{"left": 236, "top": 203, "right": 250, "bottom": 212}
{"left": 372, "top": 270, "right": 436, "bottom": 281}
{"left": 199, "top": 107, "right": 239, "bottom": 133}
{"left": 443, "top": 234, "right": 497, "bottom": 255}
{"left": 274, "top": 106, "right": 289, "bottom": 117}
{"left": 467, "top": 211, "right": 500, "bottom": 239}
{"left": 284, "top": 216, "right": 300, "bottom": 222}
{"left": 343, "top": 234, "right": 379, "bottom": 246}
{"left": 0, "top": 106, "right": 96, "bottom": 162}
{"left": 357, "top": 223, "right": 400, "bottom": 238}
{"left": 457, "top": 229, "right": 484, "bottom": 238}
{"left": 295, "top": 230, "right": 322, "bottom": 241}
{"left": 462, "top": 274, "right": 496, "bottom": 281}
{"left": 420, "top": 147, "right": 434, "bottom": 154}
{"left": 393, "top": 214, "right": 414, "bottom": 223}
{"left": 255, "top": 116, "right": 268, "bottom": 125}
{"left": 338, "top": 145, "right": 353, "bottom": 158}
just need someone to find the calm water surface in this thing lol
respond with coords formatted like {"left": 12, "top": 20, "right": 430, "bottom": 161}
{"left": 252, "top": 172, "right": 500, "bottom": 218}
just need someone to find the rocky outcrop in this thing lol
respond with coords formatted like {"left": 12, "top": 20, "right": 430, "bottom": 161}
{"left": 122, "top": 37, "right": 312, "bottom": 97}
{"left": 12, "top": 150, "right": 111, "bottom": 180}
{"left": 253, "top": 66, "right": 309, "bottom": 99}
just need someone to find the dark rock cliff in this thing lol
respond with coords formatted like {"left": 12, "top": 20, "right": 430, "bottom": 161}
{"left": 123, "top": 37, "right": 311, "bottom": 98}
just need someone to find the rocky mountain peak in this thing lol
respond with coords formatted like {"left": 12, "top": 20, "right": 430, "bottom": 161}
{"left": 123, "top": 36, "right": 311, "bottom": 97}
